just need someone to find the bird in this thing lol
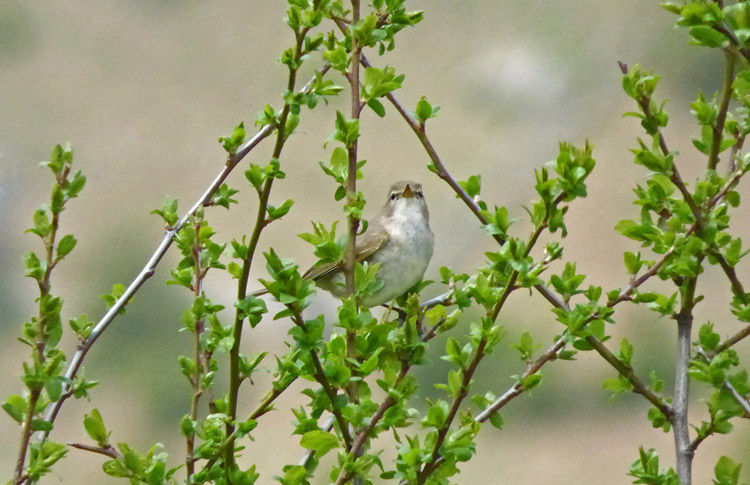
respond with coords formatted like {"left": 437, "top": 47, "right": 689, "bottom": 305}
{"left": 255, "top": 180, "right": 434, "bottom": 307}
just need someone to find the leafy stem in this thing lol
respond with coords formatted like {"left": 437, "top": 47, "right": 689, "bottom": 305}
{"left": 289, "top": 308, "right": 353, "bottom": 449}
{"left": 225, "top": 25, "right": 311, "bottom": 466}
{"left": 344, "top": 0, "right": 363, "bottom": 421}
{"left": 416, "top": 201, "right": 556, "bottom": 483}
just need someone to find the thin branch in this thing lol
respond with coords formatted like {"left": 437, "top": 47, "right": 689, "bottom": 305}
{"left": 334, "top": 363, "right": 410, "bottom": 485}
{"left": 708, "top": 165, "right": 746, "bottom": 208}
{"left": 618, "top": 62, "right": 703, "bottom": 225}
{"left": 708, "top": 50, "right": 736, "bottom": 170}
{"left": 308, "top": 348, "right": 353, "bottom": 448}
{"left": 69, "top": 443, "right": 120, "bottom": 459}
{"left": 475, "top": 334, "right": 565, "bottom": 422}
{"left": 15, "top": 177, "right": 65, "bottom": 482}
{"left": 416, "top": 207, "right": 556, "bottom": 483}
{"left": 725, "top": 380, "right": 750, "bottom": 418}
{"left": 728, "top": 133, "right": 745, "bottom": 173}
{"left": 226, "top": 26, "right": 313, "bottom": 466}
{"left": 714, "top": 24, "right": 750, "bottom": 64}
{"left": 585, "top": 336, "right": 673, "bottom": 417}
{"left": 186, "top": 222, "right": 209, "bottom": 479}
{"left": 288, "top": 307, "right": 352, "bottom": 449}
{"left": 708, "top": 247, "right": 748, "bottom": 301}
{"left": 715, "top": 324, "right": 750, "bottom": 354}
{"left": 13, "top": 391, "right": 41, "bottom": 484}
{"left": 344, "top": 0, "right": 363, "bottom": 412}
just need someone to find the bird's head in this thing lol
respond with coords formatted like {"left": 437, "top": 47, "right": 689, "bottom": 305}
{"left": 382, "top": 180, "right": 429, "bottom": 221}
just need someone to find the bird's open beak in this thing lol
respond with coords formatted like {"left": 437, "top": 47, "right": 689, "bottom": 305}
{"left": 402, "top": 184, "right": 414, "bottom": 198}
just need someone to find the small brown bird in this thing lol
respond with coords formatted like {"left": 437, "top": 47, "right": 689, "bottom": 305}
{"left": 255, "top": 180, "right": 434, "bottom": 307}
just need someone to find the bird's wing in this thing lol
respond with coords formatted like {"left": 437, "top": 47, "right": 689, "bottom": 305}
{"left": 302, "top": 220, "right": 390, "bottom": 282}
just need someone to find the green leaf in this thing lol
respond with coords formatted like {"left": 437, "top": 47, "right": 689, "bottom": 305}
{"left": 150, "top": 196, "right": 179, "bottom": 227}
{"left": 30, "top": 419, "right": 53, "bottom": 432}
{"left": 84, "top": 409, "right": 109, "bottom": 446}
{"left": 219, "top": 121, "right": 246, "bottom": 153}
{"left": 522, "top": 373, "right": 542, "bottom": 390}
{"left": 714, "top": 456, "right": 742, "bottom": 485}
{"left": 3, "top": 395, "right": 26, "bottom": 422}
{"left": 56, "top": 235, "right": 77, "bottom": 258}
{"left": 699, "top": 323, "right": 721, "bottom": 351}
{"left": 488, "top": 411, "right": 504, "bottom": 430}
{"left": 689, "top": 25, "right": 727, "bottom": 47}
{"left": 416, "top": 96, "right": 439, "bottom": 122}
{"left": 300, "top": 430, "right": 339, "bottom": 456}
{"left": 367, "top": 98, "right": 386, "bottom": 117}
{"left": 267, "top": 199, "right": 295, "bottom": 220}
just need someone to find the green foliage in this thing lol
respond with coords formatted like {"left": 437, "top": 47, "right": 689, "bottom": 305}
{"left": 629, "top": 447, "right": 680, "bottom": 485}
{"left": 9, "top": 2, "right": 750, "bottom": 485}
{"left": 219, "top": 121, "right": 246, "bottom": 154}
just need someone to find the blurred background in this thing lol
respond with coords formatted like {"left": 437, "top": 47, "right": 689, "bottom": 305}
{"left": 1, "top": 1, "right": 749, "bottom": 483}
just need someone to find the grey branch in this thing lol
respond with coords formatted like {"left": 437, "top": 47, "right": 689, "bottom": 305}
{"left": 725, "top": 380, "right": 750, "bottom": 418}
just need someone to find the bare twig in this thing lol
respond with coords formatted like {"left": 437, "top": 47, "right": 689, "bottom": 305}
{"left": 725, "top": 380, "right": 750, "bottom": 418}
{"left": 69, "top": 443, "right": 120, "bottom": 459}
{"left": 715, "top": 324, "right": 750, "bottom": 354}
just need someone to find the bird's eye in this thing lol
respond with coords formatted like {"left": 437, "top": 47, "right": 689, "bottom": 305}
{"left": 390, "top": 193, "right": 398, "bottom": 201}
{"left": 416, "top": 192, "right": 423, "bottom": 199}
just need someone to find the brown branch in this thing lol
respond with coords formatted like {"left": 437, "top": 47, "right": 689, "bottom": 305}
{"left": 708, "top": 165, "right": 746, "bottom": 208}
{"left": 586, "top": 336, "right": 674, "bottom": 418}
{"left": 14, "top": 175, "right": 66, "bottom": 483}
{"left": 69, "top": 443, "right": 120, "bottom": 459}
{"left": 708, "top": 247, "right": 748, "bottom": 301}
{"left": 728, "top": 133, "right": 745, "bottom": 173}
{"left": 715, "top": 325, "right": 750, "bottom": 354}
{"left": 225, "top": 26, "right": 312, "bottom": 466}
{"left": 715, "top": 24, "right": 750, "bottom": 64}
{"left": 309, "top": 348, "right": 353, "bottom": 448}
{"left": 186, "top": 222, "right": 209, "bottom": 479}
{"left": 475, "top": 335, "right": 565, "bottom": 422}
{"left": 12, "top": 391, "right": 41, "bottom": 484}
{"left": 334, "top": 363, "right": 410, "bottom": 485}
{"left": 289, "top": 309, "right": 352, "bottom": 449}
{"left": 344, "top": 0, "right": 362, "bottom": 412}
{"left": 708, "top": 50, "right": 736, "bottom": 170}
